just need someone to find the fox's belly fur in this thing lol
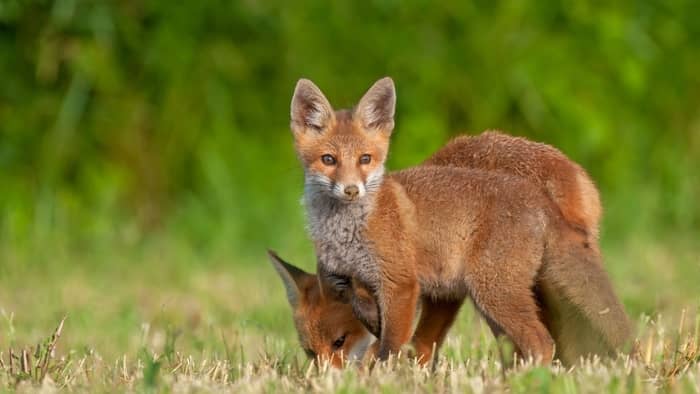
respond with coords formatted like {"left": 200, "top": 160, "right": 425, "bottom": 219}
{"left": 417, "top": 255, "right": 471, "bottom": 300}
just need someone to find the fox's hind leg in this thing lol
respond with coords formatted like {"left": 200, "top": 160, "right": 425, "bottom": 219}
{"left": 469, "top": 279, "right": 554, "bottom": 364}
{"left": 411, "top": 298, "right": 465, "bottom": 365}
{"left": 465, "top": 237, "right": 555, "bottom": 364}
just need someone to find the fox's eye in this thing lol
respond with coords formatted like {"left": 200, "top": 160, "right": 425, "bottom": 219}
{"left": 332, "top": 335, "right": 346, "bottom": 350}
{"left": 321, "top": 154, "right": 337, "bottom": 166}
{"left": 359, "top": 154, "right": 371, "bottom": 165}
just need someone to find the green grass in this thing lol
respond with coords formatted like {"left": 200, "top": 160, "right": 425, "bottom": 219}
{"left": 0, "top": 235, "right": 698, "bottom": 393}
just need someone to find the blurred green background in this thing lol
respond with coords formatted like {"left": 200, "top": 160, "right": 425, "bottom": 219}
{"left": 1, "top": 1, "right": 698, "bottom": 360}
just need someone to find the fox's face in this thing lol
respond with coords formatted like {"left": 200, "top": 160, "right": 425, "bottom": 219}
{"left": 267, "top": 251, "right": 374, "bottom": 367}
{"left": 290, "top": 78, "right": 396, "bottom": 202}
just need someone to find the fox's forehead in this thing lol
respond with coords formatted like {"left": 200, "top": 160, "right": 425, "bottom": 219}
{"left": 296, "top": 286, "right": 344, "bottom": 327}
{"left": 325, "top": 112, "right": 371, "bottom": 148}
{"left": 305, "top": 114, "right": 386, "bottom": 154}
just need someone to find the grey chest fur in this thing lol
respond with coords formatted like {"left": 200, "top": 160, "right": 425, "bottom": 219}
{"left": 304, "top": 193, "right": 379, "bottom": 284}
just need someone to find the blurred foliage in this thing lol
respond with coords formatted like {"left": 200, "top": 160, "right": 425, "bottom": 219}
{"left": 1, "top": 0, "right": 699, "bottom": 260}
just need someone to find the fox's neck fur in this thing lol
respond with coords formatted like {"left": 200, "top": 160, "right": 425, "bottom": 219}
{"left": 303, "top": 171, "right": 383, "bottom": 280}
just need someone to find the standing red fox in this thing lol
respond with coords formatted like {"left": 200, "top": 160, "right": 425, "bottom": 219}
{"left": 272, "top": 77, "right": 631, "bottom": 366}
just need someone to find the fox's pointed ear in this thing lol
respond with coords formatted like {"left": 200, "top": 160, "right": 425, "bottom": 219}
{"left": 319, "top": 274, "right": 351, "bottom": 303}
{"left": 267, "top": 250, "right": 313, "bottom": 308}
{"left": 354, "top": 77, "right": 396, "bottom": 133}
{"left": 290, "top": 79, "right": 334, "bottom": 134}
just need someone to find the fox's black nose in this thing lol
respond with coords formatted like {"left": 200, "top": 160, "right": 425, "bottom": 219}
{"left": 344, "top": 185, "right": 359, "bottom": 198}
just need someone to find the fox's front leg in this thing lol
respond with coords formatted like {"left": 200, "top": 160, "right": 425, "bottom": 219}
{"left": 375, "top": 278, "right": 420, "bottom": 361}
{"left": 411, "top": 298, "right": 464, "bottom": 365}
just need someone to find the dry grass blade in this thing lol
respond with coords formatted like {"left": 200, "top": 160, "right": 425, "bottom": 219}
{"left": 8, "top": 349, "right": 14, "bottom": 375}
{"left": 40, "top": 316, "right": 66, "bottom": 379}
{"left": 21, "top": 349, "right": 30, "bottom": 375}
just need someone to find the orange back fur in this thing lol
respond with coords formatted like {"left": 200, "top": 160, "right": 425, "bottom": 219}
{"left": 425, "top": 132, "right": 601, "bottom": 241}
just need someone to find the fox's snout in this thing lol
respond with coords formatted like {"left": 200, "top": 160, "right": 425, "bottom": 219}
{"left": 344, "top": 185, "right": 359, "bottom": 198}
{"left": 332, "top": 181, "right": 366, "bottom": 202}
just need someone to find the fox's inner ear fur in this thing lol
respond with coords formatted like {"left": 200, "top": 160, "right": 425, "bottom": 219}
{"left": 354, "top": 77, "right": 396, "bottom": 133}
{"left": 290, "top": 79, "right": 334, "bottom": 134}
{"left": 267, "top": 250, "right": 312, "bottom": 308}
{"left": 320, "top": 274, "right": 352, "bottom": 303}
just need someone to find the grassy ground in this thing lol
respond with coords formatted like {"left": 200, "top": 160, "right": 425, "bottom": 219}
{"left": 0, "top": 235, "right": 698, "bottom": 393}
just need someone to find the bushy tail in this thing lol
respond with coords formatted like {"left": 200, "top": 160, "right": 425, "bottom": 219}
{"left": 537, "top": 229, "right": 633, "bottom": 365}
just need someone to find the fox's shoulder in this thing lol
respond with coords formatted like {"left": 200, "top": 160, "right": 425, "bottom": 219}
{"left": 367, "top": 177, "right": 416, "bottom": 226}
{"left": 364, "top": 178, "right": 418, "bottom": 252}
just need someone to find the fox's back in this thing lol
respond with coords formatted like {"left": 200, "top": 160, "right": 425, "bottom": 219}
{"left": 384, "top": 165, "right": 558, "bottom": 298}
{"left": 425, "top": 131, "right": 601, "bottom": 239}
